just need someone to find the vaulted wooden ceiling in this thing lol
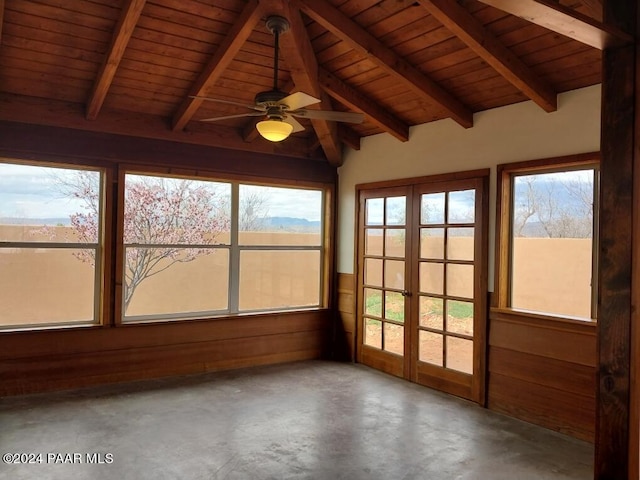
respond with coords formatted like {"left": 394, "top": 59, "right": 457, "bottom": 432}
{"left": 0, "top": 0, "right": 627, "bottom": 166}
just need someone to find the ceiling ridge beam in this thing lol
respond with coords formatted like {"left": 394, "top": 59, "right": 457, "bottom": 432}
{"left": 276, "top": 1, "right": 343, "bottom": 166}
{"left": 318, "top": 68, "right": 409, "bottom": 142}
{"left": 171, "top": 0, "right": 263, "bottom": 132}
{"left": 416, "top": 0, "right": 557, "bottom": 113}
{"left": 476, "top": 0, "right": 631, "bottom": 50}
{"left": 85, "top": 0, "right": 146, "bottom": 120}
{"left": 297, "top": 0, "right": 473, "bottom": 129}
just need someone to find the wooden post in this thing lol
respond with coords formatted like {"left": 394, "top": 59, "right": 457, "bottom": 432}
{"left": 595, "top": 1, "right": 636, "bottom": 478}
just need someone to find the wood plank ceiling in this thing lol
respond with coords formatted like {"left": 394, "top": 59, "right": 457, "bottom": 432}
{"left": 0, "top": 0, "right": 621, "bottom": 166}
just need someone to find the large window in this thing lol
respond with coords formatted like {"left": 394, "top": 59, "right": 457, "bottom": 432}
{"left": 0, "top": 159, "right": 328, "bottom": 329}
{"left": 121, "top": 172, "right": 325, "bottom": 322}
{"left": 496, "top": 156, "right": 599, "bottom": 320}
{"left": 0, "top": 161, "right": 104, "bottom": 328}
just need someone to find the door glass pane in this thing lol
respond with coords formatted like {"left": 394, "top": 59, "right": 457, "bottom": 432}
{"left": 385, "top": 291, "right": 404, "bottom": 323}
{"left": 419, "top": 262, "right": 443, "bottom": 295}
{"left": 446, "top": 264, "right": 473, "bottom": 298}
{"left": 366, "top": 198, "right": 384, "bottom": 225}
{"left": 419, "top": 331, "right": 443, "bottom": 366}
{"left": 364, "top": 288, "right": 382, "bottom": 317}
{"left": 420, "top": 228, "right": 444, "bottom": 259}
{"left": 364, "top": 258, "right": 383, "bottom": 286}
{"left": 384, "top": 260, "right": 404, "bottom": 289}
{"left": 364, "top": 319, "right": 382, "bottom": 348}
{"left": 421, "top": 193, "right": 445, "bottom": 224}
{"left": 446, "top": 300, "right": 473, "bottom": 335}
{"left": 365, "top": 229, "right": 383, "bottom": 256}
{"left": 447, "top": 337, "right": 473, "bottom": 374}
{"left": 447, "top": 227, "right": 474, "bottom": 261}
{"left": 384, "top": 323, "right": 404, "bottom": 355}
{"left": 386, "top": 197, "right": 406, "bottom": 225}
{"left": 385, "top": 229, "right": 405, "bottom": 257}
{"left": 448, "top": 190, "right": 475, "bottom": 224}
{"left": 419, "top": 296, "right": 443, "bottom": 330}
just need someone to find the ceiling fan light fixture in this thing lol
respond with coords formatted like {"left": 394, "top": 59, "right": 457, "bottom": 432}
{"left": 256, "top": 118, "right": 293, "bottom": 142}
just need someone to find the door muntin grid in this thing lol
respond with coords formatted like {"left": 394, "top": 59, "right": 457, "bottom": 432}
{"left": 362, "top": 195, "right": 407, "bottom": 356}
{"left": 418, "top": 189, "right": 476, "bottom": 374}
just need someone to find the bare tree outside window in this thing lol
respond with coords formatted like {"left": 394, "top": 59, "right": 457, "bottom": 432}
{"left": 512, "top": 171, "right": 594, "bottom": 239}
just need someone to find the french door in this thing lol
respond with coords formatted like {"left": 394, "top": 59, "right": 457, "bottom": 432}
{"left": 356, "top": 173, "right": 488, "bottom": 403}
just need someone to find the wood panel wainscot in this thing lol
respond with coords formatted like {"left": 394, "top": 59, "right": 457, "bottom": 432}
{"left": 0, "top": 310, "right": 332, "bottom": 396}
{"left": 335, "top": 273, "right": 356, "bottom": 361}
{"left": 487, "top": 308, "right": 597, "bottom": 441}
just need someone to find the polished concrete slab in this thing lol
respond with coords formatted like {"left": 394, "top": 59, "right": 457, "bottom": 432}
{"left": 0, "top": 360, "right": 592, "bottom": 479}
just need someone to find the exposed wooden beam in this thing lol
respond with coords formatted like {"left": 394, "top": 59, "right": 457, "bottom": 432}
{"left": 298, "top": 0, "right": 473, "bottom": 128}
{"left": 338, "top": 125, "right": 361, "bottom": 151}
{"left": 277, "top": 2, "right": 343, "bottom": 166}
{"left": 319, "top": 68, "right": 410, "bottom": 142}
{"left": 85, "top": 0, "right": 146, "bottom": 120}
{"left": 0, "top": 94, "right": 320, "bottom": 160}
{"left": 171, "top": 0, "right": 263, "bottom": 131}
{"left": 416, "top": 0, "right": 557, "bottom": 113}
{"left": 477, "top": 0, "right": 632, "bottom": 50}
{"left": 580, "top": 0, "right": 602, "bottom": 21}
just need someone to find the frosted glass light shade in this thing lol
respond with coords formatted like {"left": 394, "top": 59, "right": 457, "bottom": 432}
{"left": 256, "top": 118, "right": 293, "bottom": 142}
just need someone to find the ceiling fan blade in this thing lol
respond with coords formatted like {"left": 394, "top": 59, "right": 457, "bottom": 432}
{"left": 279, "top": 91, "right": 320, "bottom": 111}
{"left": 283, "top": 115, "right": 305, "bottom": 133}
{"left": 200, "top": 112, "right": 264, "bottom": 122}
{"left": 190, "top": 96, "right": 265, "bottom": 112}
{"left": 290, "top": 109, "right": 365, "bottom": 124}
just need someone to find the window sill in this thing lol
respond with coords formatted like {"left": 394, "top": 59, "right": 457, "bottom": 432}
{"left": 490, "top": 307, "right": 597, "bottom": 333}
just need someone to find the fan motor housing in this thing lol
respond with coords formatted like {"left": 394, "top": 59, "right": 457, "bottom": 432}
{"left": 254, "top": 89, "right": 288, "bottom": 106}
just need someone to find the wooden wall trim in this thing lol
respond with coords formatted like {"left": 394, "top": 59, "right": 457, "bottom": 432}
{"left": 489, "top": 372, "right": 595, "bottom": 441}
{"left": 490, "top": 317, "right": 596, "bottom": 367}
{"left": 488, "top": 309, "right": 597, "bottom": 441}
{"left": 335, "top": 273, "right": 356, "bottom": 361}
{"left": 490, "top": 347, "right": 595, "bottom": 397}
{"left": 595, "top": 1, "right": 636, "bottom": 477}
{"left": 490, "top": 308, "right": 598, "bottom": 335}
{"left": 0, "top": 310, "right": 332, "bottom": 396}
{"left": 355, "top": 168, "right": 491, "bottom": 191}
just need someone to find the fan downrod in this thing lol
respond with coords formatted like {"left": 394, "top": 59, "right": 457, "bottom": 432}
{"left": 255, "top": 16, "right": 291, "bottom": 107}
{"left": 265, "top": 15, "right": 289, "bottom": 36}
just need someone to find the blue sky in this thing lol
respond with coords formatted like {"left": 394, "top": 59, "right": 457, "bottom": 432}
{"left": 0, "top": 162, "right": 323, "bottom": 222}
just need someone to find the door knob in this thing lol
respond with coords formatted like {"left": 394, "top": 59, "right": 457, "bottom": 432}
{"left": 401, "top": 290, "right": 412, "bottom": 297}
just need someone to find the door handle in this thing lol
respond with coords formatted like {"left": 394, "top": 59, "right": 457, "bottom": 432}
{"left": 401, "top": 290, "right": 412, "bottom": 297}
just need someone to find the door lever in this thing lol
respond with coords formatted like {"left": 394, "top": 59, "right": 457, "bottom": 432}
{"left": 401, "top": 290, "right": 412, "bottom": 297}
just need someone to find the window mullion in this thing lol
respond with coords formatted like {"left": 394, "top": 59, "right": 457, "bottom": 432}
{"left": 229, "top": 182, "right": 240, "bottom": 314}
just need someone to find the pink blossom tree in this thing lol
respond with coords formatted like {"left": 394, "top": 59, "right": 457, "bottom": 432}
{"left": 62, "top": 172, "right": 230, "bottom": 313}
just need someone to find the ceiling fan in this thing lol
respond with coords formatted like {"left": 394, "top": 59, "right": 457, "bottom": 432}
{"left": 193, "top": 15, "right": 365, "bottom": 142}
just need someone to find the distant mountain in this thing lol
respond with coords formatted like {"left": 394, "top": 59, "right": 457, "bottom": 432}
{"left": 0, "top": 217, "right": 70, "bottom": 226}
{"left": 0, "top": 216, "right": 320, "bottom": 231}
{"left": 262, "top": 217, "right": 321, "bottom": 231}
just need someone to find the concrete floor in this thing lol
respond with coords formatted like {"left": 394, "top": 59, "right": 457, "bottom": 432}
{"left": 0, "top": 360, "right": 592, "bottom": 480}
